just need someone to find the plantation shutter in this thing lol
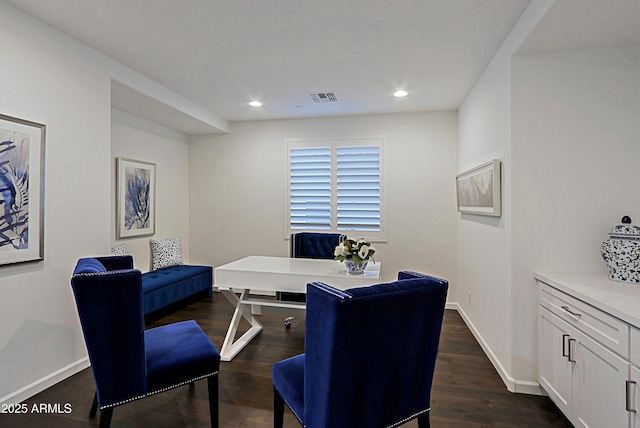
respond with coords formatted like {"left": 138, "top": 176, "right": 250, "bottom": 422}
{"left": 336, "top": 145, "right": 381, "bottom": 232}
{"left": 289, "top": 146, "right": 332, "bottom": 230}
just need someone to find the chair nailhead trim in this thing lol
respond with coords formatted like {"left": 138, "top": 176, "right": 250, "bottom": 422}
{"left": 282, "top": 399, "right": 428, "bottom": 428}
{"left": 402, "top": 271, "right": 446, "bottom": 283}
{"left": 386, "top": 407, "right": 430, "bottom": 428}
{"left": 310, "top": 282, "right": 352, "bottom": 300}
{"left": 99, "top": 371, "right": 219, "bottom": 410}
{"left": 279, "top": 394, "right": 304, "bottom": 425}
{"left": 73, "top": 269, "right": 137, "bottom": 278}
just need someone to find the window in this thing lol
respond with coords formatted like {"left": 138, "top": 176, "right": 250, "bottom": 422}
{"left": 287, "top": 138, "right": 384, "bottom": 240}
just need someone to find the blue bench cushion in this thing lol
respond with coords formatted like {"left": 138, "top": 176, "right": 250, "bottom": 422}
{"left": 142, "top": 265, "right": 212, "bottom": 315}
{"left": 142, "top": 265, "right": 210, "bottom": 292}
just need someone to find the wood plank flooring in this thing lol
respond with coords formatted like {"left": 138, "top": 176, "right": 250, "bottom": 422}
{"left": 0, "top": 292, "right": 571, "bottom": 427}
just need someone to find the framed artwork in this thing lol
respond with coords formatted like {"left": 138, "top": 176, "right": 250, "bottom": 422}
{"left": 117, "top": 158, "right": 156, "bottom": 238}
{"left": 456, "top": 159, "right": 501, "bottom": 216}
{"left": 0, "top": 114, "right": 46, "bottom": 265}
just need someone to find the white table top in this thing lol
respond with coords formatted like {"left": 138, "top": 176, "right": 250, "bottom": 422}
{"left": 534, "top": 272, "right": 640, "bottom": 329}
{"left": 215, "top": 255, "right": 382, "bottom": 293}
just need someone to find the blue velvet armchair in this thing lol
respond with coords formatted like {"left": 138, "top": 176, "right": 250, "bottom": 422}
{"left": 272, "top": 271, "right": 448, "bottom": 428}
{"left": 71, "top": 257, "right": 221, "bottom": 428}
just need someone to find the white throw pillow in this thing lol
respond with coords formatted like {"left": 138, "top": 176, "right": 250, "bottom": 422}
{"left": 150, "top": 237, "right": 184, "bottom": 270}
{"left": 111, "top": 244, "right": 129, "bottom": 256}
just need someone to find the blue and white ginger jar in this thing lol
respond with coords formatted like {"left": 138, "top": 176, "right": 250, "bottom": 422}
{"left": 601, "top": 216, "right": 640, "bottom": 283}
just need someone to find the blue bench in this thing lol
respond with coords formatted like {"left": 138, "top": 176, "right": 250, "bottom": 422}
{"left": 74, "top": 255, "right": 213, "bottom": 316}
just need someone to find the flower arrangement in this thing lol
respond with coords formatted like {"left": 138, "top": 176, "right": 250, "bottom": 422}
{"left": 334, "top": 238, "right": 376, "bottom": 264}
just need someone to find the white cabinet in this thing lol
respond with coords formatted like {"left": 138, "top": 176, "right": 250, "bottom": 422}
{"left": 537, "top": 279, "right": 631, "bottom": 428}
{"left": 630, "top": 364, "right": 640, "bottom": 427}
{"left": 573, "top": 328, "right": 628, "bottom": 428}
{"left": 539, "top": 306, "right": 573, "bottom": 416}
{"left": 629, "top": 328, "right": 640, "bottom": 427}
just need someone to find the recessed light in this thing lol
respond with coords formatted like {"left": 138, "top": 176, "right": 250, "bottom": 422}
{"left": 394, "top": 90, "right": 408, "bottom": 98}
{"left": 249, "top": 100, "right": 262, "bottom": 107}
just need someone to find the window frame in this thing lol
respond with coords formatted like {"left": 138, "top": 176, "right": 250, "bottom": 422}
{"left": 286, "top": 138, "right": 386, "bottom": 242}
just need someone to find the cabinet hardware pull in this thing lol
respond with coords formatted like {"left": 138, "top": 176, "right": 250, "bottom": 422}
{"left": 562, "top": 334, "right": 570, "bottom": 358}
{"left": 568, "top": 338, "right": 576, "bottom": 363}
{"left": 561, "top": 305, "right": 581, "bottom": 317}
{"left": 627, "top": 380, "right": 637, "bottom": 413}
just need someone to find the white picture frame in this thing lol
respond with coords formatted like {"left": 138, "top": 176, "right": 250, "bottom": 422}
{"left": 456, "top": 159, "right": 501, "bottom": 217}
{"left": 0, "top": 114, "right": 46, "bottom": 265}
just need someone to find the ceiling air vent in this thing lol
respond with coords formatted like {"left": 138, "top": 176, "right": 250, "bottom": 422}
{"left": 308, "top": 92, "right": 338, "bottom": 103}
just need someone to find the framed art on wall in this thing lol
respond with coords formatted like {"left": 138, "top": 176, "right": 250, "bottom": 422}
{"left": 117, "top": 157, "right": 156, "bottom": 238}
{"left": 456, "top": 159, "right": 501, "bottom": 217}
{"left": 0, "top": 114, "right": 46, "bottom": 265}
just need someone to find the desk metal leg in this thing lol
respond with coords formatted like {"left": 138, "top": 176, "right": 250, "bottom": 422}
{"left": 219, "top": 289, "right": 263, "bottom": 361}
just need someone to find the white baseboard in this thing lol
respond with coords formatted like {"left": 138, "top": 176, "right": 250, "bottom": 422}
{"left": 449, "top": 302, "right": 544, "bottom": 396}
{"left": 0, "top": 357, "right": 90, "bottom": 405}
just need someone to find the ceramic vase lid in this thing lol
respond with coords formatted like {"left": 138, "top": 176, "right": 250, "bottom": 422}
{"left": 609, "top": 215, "right": 640, "bottom": 239}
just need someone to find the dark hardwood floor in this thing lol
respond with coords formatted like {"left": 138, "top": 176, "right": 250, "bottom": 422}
{"left": 1, "top": 292, "right": 571, "bottom": 427}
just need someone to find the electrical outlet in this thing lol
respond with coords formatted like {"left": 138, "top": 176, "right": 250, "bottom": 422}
{"left": 468, "top": 291, "right": 472, "bottom": 305}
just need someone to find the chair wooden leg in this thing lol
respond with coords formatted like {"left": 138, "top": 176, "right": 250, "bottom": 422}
{"left": 98, "top": 408, "right": 113, "bottom": 428}
{"left": 208, "top": 375, "right": 219, "bottom": 428}
{"left": 274, "top": 387, "right": 285, "bottom": 428}
{"left": 89, "top": 392, "right": 98, "bottom": 418}
{"left": 417, "top": 412, "right": 430, "bottom": 428}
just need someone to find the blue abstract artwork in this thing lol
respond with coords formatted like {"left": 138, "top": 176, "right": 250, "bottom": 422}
{"left": 0, "top": 114, "right": 45, "bottom": 265}
{"left": 0, "top": 130, "right": 30, "bottom": 251}
{"left": 117, "top": 158, "right": 155, "bottom": 238}
{"left": 124, "top": 166, "right": 151, "bottom": 230}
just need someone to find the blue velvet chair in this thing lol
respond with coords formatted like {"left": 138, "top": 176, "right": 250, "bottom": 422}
{"left": 71, "top": 257, "right": 221, "bottom": 428}
{"left": 272, "top": 271, "right": 448, "bottom": 428}
{"left": 280, "top": 233, "right": 347, "bottom": 325}
{"left": 290, "top": 232, "right": 346, "bottom": 259}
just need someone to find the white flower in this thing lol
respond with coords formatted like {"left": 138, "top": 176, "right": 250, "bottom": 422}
{"left": 358, "top": 244, "right": 370, "bottom": 259}
{"left": 334, "top": 243, "right": 348, "bottom": 257}
{"left": 334, "top": 237, "right": 375, "bottom": 263}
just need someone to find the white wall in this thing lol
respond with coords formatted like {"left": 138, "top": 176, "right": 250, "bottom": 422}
{"left": 511, "top": 44, "right": 640, "bottom": 381}
{"left": 458, "top": 0, "right": 640, "bottom": 393}
{"left": 189, "top": 112, "right": 458, "bottom": 292}
{"left": 111, "top": 109, "right": 191, "bottom": 271}
{"left": 0, "top": 3, "right": 112, "bottom": 402}
{"left": 0, "top": 2, "right": 208, "bottom": 404}
{"left": 457, "top": 0, "right": 554, "bottom": 393}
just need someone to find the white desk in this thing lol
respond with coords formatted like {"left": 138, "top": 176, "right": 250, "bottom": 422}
{"left": 214, "top": 255, "right": 381, "bottom": 361}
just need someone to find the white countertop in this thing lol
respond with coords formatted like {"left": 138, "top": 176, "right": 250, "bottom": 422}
{"left": 534, "top": 272, "right": 640, "bottom": 329}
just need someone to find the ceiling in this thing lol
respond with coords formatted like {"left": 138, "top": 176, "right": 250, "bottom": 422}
{"left": 516, "top": 0, "right": 640, "bottom": 54}
{"left": 4, "top": 0, "right": 640, "bottom": 133}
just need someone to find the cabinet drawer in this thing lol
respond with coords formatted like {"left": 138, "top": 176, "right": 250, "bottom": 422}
{"left": 632, "top": 327, "right": 640, "bottom": 366}
{"left": 539, "top": 282, "right": 629, "bottom": 358}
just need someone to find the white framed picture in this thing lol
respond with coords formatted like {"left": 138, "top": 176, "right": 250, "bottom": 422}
{"left": 456, "top": 159, "right": 501, "bottom": 217}
{"left": 0, "top": 114, "right": 45, "bottom": 265}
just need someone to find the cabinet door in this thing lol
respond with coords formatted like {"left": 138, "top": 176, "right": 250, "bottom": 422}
{"left": 573, "top": 330, "right": 629, "bottom": 428}
{"left": 539, "top": 306, "right": 574, "bottom": 417}
{"left": 630, "top": 365, "right": 640, "bottom": 428}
